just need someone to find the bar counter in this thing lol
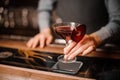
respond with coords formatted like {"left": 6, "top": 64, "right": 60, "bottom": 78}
{"left": 0, "top": 39, "right": 120, "bottom": 80}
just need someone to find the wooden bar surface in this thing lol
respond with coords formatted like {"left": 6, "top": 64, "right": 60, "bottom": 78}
{"left": 0, "top": 39, "right": 120, "bottom": 59}
{"left": 0, "top": 64, "right": 94, "bottom": 80}
{"left": 0, "top": 39, "right": 94, "bottom": 80}
{"left": 0, "top": 39, "right": 120, "bottom": 80}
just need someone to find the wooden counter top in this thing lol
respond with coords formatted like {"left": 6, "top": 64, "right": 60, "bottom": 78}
{"left": 0, "top": 39, "right": 93, "bottom": 80}
{"left": 0, "top": 39, "right": 120, "bottom": 60}
{"left": 0, "top": 39, "right": 120, "bottom": 80}
{"left": 0, "top": 39, "right": 63, "bottom": 54}
{"left": 0, "top": 64, "right": 94, "bottom": 80}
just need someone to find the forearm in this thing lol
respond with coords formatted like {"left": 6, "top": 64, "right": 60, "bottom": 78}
{"left": 38, "top": 11, "right": 51, "bottom": 31}
{"left": 37, "top": 0, "right": 56, "bottom": 31}
{"left": 92, "top": 20, "right": 120, "bottom": 46}
{"left": 91, "top": 0, "right": 120, "bottom": 45}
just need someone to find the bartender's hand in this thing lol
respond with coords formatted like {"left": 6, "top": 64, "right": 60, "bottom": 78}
{"left": 64, "top": 33, "right": 101, "bottom": 60}
{"left": 26, "top": 28, "right": 53, "bottom": 48}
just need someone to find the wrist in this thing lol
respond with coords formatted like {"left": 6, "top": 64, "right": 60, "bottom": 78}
{"left": 41, "top": 28, "right": 52, "bottom": 34}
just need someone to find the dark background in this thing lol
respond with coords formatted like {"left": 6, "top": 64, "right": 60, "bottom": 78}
{"left": 0, "top": 0, "right": 39, "bottom": 37}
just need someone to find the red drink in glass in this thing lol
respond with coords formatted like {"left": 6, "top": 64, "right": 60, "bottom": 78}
{"left": 53, "top": 22, "right": 86, "bottom": 63}
{"left": 54, "top": 24, "right": 86, "bottom": 43}
{"left": 55, "top": 26, "right": 72, "bottom": 42}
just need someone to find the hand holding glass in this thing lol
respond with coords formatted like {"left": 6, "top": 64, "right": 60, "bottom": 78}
{"left": 53, "top": 22, "right": 86, "bottom": 63}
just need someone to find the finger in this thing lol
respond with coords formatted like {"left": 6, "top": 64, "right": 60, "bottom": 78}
{"left": 40, "top": 35, "right": 46, "bottom": 48}
{"left": 26, "top": 38, "right": 33, "bottom": 48}
{"left": 26, "top": 38, "right": 38, "bottom": 48}
{"left": 67, "top": 42, "right": 82, "bottom": 56}
{"left": 68, "top": 47, "right": 84, "bottom": 60}
{"left": 46, "top": 36, "right": 53, "bottom": 45}
{"left": 64, "top": 54, "right": 69, "bottom": 61}
{"left": 82, "top": 46, "right": 95, "bottom": 56}
{"left": 64, "top": 41, "right": 77, "bottom": 54}
{"left": 67, "top": 42, "right": 91, "bottom": 60}
{"left": 31, "top": 38, "right": 39, "bottom": 48}
{"left": 79, "top": 35, "right": 89, "bottom": 44}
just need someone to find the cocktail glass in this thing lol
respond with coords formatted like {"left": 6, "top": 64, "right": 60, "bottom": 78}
{"left": 53, "top": 22, "right": 86, "bottom": 63}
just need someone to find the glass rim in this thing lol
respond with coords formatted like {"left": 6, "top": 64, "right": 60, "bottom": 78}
{"left": 53, "top": 22, "right": 81, "bottom": 27}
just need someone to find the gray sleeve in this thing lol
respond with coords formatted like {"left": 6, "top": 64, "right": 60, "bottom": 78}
{"left": 37, "top": 0, "right": 56, "bottom": 31}
{"left": 94, "top": 0, "right": 120, "bottom": 42}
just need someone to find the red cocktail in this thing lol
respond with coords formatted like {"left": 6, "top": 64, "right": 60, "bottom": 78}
{"left": 52, "top": 22, "right": 85, "bottom": 73}
{"left": 53, "top": 22, "right": 86, "bottom": 44}
{"left": 53, "top": 22, "right": 86, "bottom": 62}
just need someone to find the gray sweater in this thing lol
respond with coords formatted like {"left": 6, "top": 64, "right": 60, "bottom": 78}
{"left": 37, "top": 0, "right": 120, "bottom": 43}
